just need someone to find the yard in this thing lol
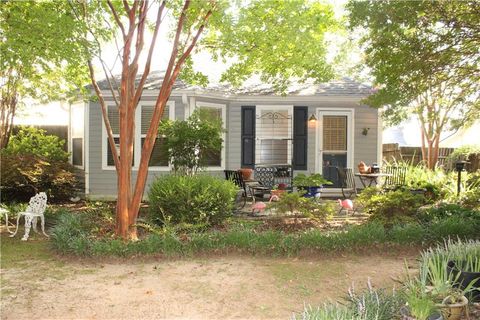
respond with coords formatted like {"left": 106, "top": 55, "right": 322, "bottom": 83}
{"left": 0, "top": 233, "right": 418, "bottom": 319}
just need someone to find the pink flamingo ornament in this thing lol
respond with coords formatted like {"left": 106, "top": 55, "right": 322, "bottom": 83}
{"left": 337, "top": 199, "right": 355, "bottom": 215}
{"left": 251, "top": 196, "right": 278, "bottom": 216}
{"left": 251, "top": 202, "right": 267, "bottom": 215}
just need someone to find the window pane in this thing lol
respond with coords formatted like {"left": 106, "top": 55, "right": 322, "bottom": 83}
{"left": 198, "top": 106, "right": 223, "bottom": 167}
{"left": 257, "top": 110, "right": 290, "bottom": 138}
{"left": 200, "top": 148, "right": 221, "bottom": 167}
{"left": 107, "top": 137, "right": 134, "bottom": 166}
{"left": 141, "top": 105, "right": 169, "bottom": 135}
{"left": 72, "top": 138, "right": 83, "bottom": 166}
{"left": 141, "top": 137, "right": 169, "bottom": 167}
{"left": 255, "top": 109, "right": 292, "bottom": 165}
{"left": 323, "top": 116, "right": 347, "bottom": 151}
{"left": 107, "top": 107, "right": 120, "bottom": 135}
{"left": 256, "top": 139, "right": 288, "bottom": 165}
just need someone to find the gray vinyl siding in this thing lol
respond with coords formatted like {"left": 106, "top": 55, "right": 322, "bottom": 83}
{"left": 86, "top": 95, "right": 379, "bottom": 198}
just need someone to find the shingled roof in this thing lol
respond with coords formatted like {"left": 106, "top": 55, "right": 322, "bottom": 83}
{"left": 95, "top": 70, "right": 373, "bottom": 97}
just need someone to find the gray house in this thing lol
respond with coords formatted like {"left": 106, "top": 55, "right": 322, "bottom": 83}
{"left": 69, "top": 73, "right": 380, "bottom": 199}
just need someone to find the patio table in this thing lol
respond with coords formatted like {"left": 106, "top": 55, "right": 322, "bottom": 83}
{"left": 354, "top": 173, "right": 392, "bottom": 188}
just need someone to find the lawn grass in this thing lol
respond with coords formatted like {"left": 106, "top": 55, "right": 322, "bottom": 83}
{"left": 0, "top": 234, "right": 55, "bottom": 269}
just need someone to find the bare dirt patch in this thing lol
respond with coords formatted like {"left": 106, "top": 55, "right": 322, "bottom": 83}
{"left": 1, "top": 236, "right": 418, "bottom": 320}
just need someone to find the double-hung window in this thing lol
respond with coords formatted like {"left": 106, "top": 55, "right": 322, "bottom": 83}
{"left": 195, "top": 102, "right": 226, "bottom": 170}
{"left": 139, "top": 102, "right": 175, "bottom": 169}
{"left": 105, "top": 105, "right": 121, "bottom": 167}
{"left": 70, "top": 102, "right": 84, "bottom": 168}
{"left": 103, "top": 102, "right": 174, "bottom": 169}
{"left": 255, "top": 105, "right": 293, "bottom": 165}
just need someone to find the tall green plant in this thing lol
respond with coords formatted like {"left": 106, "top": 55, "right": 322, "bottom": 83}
{"left": 2, "top": 126, "right": 69, "bottom": 161}
{"left": 158, "top": 109, "right": 223, "bottom": 175}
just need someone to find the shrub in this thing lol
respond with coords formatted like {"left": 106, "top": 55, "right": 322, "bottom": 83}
{"left": 50, "top": 211, "right": 92, "bottom": 255}
{"left": 3, "top": 126, "right": 69, "bottom": 161}
{"left": 0, "top": 153, "right": 77, "bottom": 202}
{"left": 1, "top": 127, "right": 76, "bottom": 202}
{"left": 357, "top": 188, "right": 426, "bottom": 226}
{"left": 273, "top": 192, "right": 334, "bottom": 223}
{"left": 148, "top": 174, "right": 237, "bottom": 226}
{"left": 419, "top": 203, "right": 479, "bottom": 224}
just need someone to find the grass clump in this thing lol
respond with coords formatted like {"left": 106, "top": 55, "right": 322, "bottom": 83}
{"left": 49, "top": 207, "right": 480, "bottom": 257}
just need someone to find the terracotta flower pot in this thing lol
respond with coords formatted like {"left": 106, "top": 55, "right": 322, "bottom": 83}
{"left": 271, "top": 189, "right": 286, "bottom": 198}
{"left": 238, "top": 168, "right": 253, "bottom": 181}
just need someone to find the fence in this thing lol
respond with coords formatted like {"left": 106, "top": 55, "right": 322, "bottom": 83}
{"left": 382, "top": 143, "right": 480, "bottom": 172}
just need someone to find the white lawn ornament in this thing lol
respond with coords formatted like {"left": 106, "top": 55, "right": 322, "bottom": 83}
{"left": 10, "top": 192, "right": 49, "bottom": 241}
{"left": 0, "top": 207, "right": 13, "bottom": 234}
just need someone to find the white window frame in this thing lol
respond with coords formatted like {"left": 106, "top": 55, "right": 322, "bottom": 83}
{"left": 315, "top": 108, "right": 355, "bottom": 175}
{"left": 137, "top": 101, "right": 175, "bottom": 171}
{"left": 194, "top": 101, "right": 227, "bottom": 171}
{"left": 255, "top": 105, "right": 294, "bottom": 165}
{"left": 70, "top": 102, "right": 85, "bottom": 169}
{"left": 102, "top": 101, "right": 175, "bottom": 171}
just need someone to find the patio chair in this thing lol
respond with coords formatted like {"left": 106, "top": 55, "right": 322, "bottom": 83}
{"left": 250, "top": 166, "right": 275, "bottom": 200}
{"left": 336, "top": 167, "right": 357, "bottom": 199}
{"left": 10, "top": 192, "right": 49, "bottom": 241}
{"left": 383, "top": 166, "right": 407, "bottom": 191}
{"left": 224, "top": 170, "right": 249, "bottom": 210}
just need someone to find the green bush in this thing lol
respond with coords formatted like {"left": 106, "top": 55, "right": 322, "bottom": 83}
{"left": 50, "top": 211, "right": 92, "bottom": 255}
{"left": 419, "top": 203, "right": 479, "bottom": 224}
{"left": 357, "top": 188, "right": 426, "bottom": 226}
{"left": 3, "top": 126, "right": 69, "bottom": 161}
{"left": 1, "top": 127, "right": 76, "bottom": 202}
{"left": 148, "top": 174, "right": 237, "bottom": 226}
{"left": 0, "top": 153, "right": 77, "bottom": 202}
{"left": 158, "top": 109, "right": 223, "bottom": 175}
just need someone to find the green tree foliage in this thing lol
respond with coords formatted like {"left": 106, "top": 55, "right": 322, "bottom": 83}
{"left": 202, "top": 0, "right": 340, "bottom": 92}
{"left": 3, "top": 127, "right": 69, "bottom": 162}
{"left": 0, "top": 1, "right": 91, "bottom": 148}
{"left": 348, "top": 1, "right": 480, "bottom": 168}
{"left": 1, "top": 127, "right": 76, "bottom": 202}
{"left": 158, "top": 109, "right": 223, "bottom": 175}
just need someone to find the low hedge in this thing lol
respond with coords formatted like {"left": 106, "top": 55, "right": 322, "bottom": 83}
{"left": 51, "top": 211, "right": 480, "bottom": 257}
{"left": 148, "top": 174, "right": 237, "bottom": 226}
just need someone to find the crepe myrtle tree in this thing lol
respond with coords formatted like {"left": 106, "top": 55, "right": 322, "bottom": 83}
{"left": 72, "top": 0, "right": 341, "bottom": 240}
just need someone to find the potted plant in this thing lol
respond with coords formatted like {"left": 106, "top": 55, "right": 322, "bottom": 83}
{"left": 293, "top": 173, "right": 332, "bottom": 198}
{"left": 270, "top": 183, "right": 287, "bottom": 198}
{"left": 238, "top": 168, "right": 253, "bottom": 181}
{"left": 440, "top": 288, "right": 469, "bottom": 320}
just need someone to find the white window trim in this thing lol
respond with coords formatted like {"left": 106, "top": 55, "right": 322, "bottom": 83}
{"left": 138, "top": 101, "right": 175, "bottom": 171}
{"left": 194, "top": 101, "right": 227, "bottom": 171}
{"left": 70, "top": 102, "right": 85, "bottom": 170}
{"left": 102, "top": 101, "right": 175, "bottom": 171}
{"left": 314, "top": 108, "right": 355, "bottom": 176}
{"left": 256, "top": 105, "right": 294, "bottom": 165}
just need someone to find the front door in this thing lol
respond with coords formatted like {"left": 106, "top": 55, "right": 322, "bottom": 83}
{"left": 317, "top": 110, "right": 353, "bottom": 188}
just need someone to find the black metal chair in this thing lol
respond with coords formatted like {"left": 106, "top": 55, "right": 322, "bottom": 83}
{"left": 249, "top": 166, "right": 274, "bottom": 200}
{"left": 224, "top": 170, "right": 248, "bottom": 210}
{"left": 336, "top": 167, "right": 357, "bottom": 199}
{"left": 383, "top": 166, "right": 407, "bottom": 190}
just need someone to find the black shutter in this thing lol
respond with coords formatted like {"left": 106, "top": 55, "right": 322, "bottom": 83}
{"left": 293, "top": 106, "right": 308, "bottom": 170}
{"left": 241, "top": 106, "right": 256, "bottom": 168}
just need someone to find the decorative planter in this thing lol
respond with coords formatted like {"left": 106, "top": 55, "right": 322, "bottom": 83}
{"left": 238, "top": 168, "right": 253, "bottom": 181}
{"left": 447, "top": 260, "right": 480, "bottom": 302}
{"left": 440, "top": 295, "right": 468, "bottom": 320}
{"left": 299, "top": 186, "right": 323, "bottom": 198}
{"left": 270, "top": 189, "right": 286, "bottom": 198}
